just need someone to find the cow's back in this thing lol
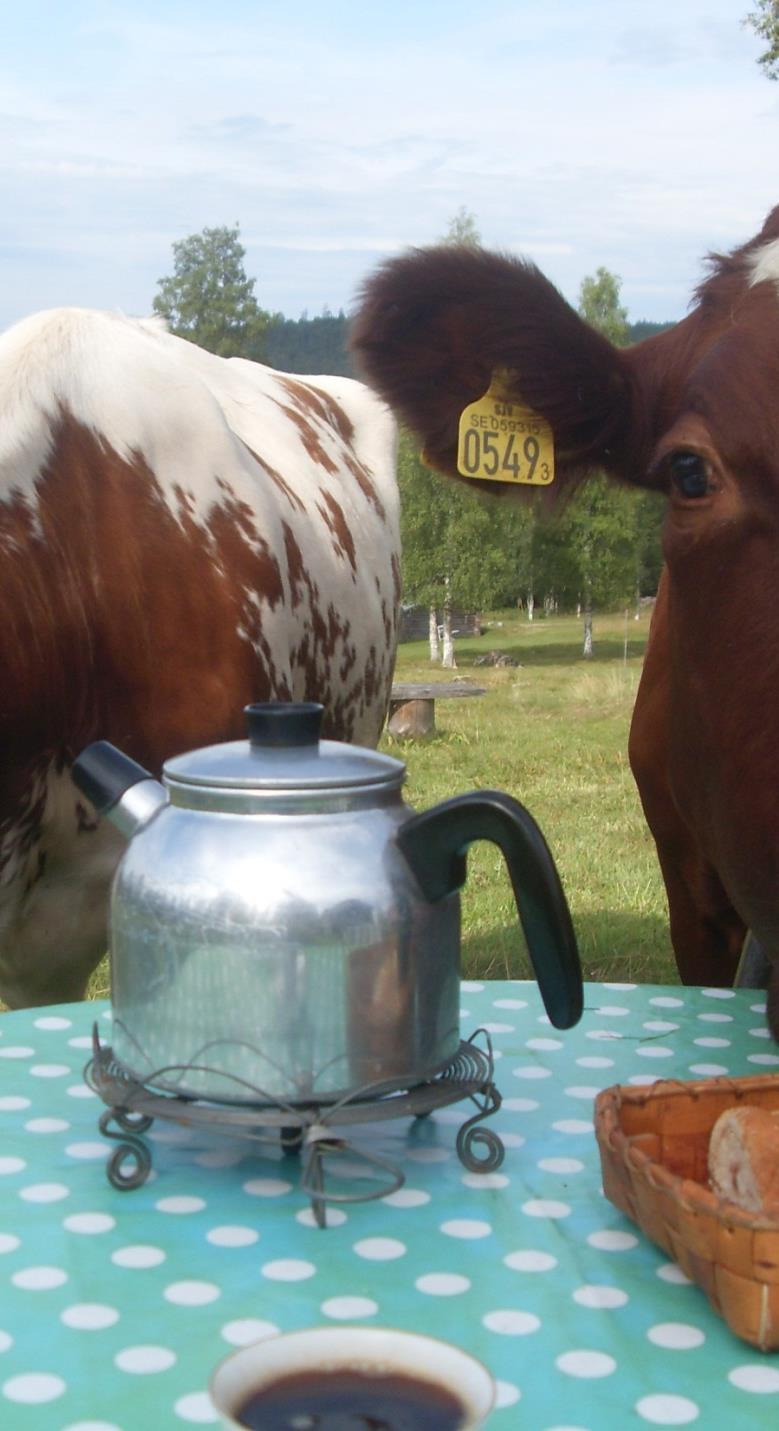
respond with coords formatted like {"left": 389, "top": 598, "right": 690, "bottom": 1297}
{"left": 0, "top": 307, "right": 400, "bottom": 1006}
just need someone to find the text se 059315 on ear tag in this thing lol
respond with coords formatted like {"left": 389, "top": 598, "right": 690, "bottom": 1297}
{"left": 457, "top": 375, "right": 554, "bottom": 486}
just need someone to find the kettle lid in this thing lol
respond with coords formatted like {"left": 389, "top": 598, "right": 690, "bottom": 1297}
{"left": 162, "top": 703, "right": 405, "bottom": 800}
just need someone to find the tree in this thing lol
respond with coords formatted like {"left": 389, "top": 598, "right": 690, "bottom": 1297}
{"left": 744, "top": 0, "right": 779, "bottom": 79}
{"left": 441, "top": 206, "right": 481, "bottom": 249}
{"left": 575, "top": 268, "right": 630, "bottom": 656}
{"left": 153, "top": 224, "right": 272, "bottom": 357}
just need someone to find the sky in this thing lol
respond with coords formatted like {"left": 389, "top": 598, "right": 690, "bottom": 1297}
{"left": 1, "top": 0, "right": 777, "bottom": 332}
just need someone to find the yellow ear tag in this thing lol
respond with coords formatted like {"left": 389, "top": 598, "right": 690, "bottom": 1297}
{"left": 457, "top": 372, "right": 555, "bottom": 485}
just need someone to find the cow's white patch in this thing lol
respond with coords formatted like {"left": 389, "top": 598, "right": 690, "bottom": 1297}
{"left": 747, "top": 237, "right": 779, "bottom": 297}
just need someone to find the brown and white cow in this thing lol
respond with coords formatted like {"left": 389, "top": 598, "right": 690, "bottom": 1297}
{"left": 0, "top": 307, "right": 399, "bottom": 1008}
{"left": 351, "top": 204, "right": 779, "bottom": 1035}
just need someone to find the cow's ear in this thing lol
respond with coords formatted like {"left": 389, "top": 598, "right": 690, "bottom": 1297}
{"left": 351, "top": 245, "right": 636, "bottom": 497}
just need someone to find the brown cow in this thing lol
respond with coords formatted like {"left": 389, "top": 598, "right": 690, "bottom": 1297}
{"left": 0, "top": 307, "right": 399, "bottom": 1008}
{"left": 351, "top": 205, "right": 779, "bottom": 1035}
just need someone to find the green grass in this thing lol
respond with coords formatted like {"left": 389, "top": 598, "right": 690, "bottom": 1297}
{"left": 79, "top": 607, "right": 674, "bottom": 1003}
{"left": 382, "top": 608, "right": 675, "bottom": 987}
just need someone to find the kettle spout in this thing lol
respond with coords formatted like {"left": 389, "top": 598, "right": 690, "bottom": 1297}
{"left": 71, "top": 740, "right": 166, "bottom": 840}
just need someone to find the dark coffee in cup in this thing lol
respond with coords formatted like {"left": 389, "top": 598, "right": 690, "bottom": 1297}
{"left": 234, "top": 1365, "right": 467, "bottom": 1429}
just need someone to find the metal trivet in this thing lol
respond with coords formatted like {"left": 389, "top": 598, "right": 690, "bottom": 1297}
{"left": 85, "top": 1026, "right": 504, "bottom": 1228}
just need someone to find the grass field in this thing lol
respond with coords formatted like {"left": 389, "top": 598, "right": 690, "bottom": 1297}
{"left": 382, "top": 608, "right": 676, "bottom": 987}
{"left": 78, "top": 606, "right": 675, "bottom": 1003}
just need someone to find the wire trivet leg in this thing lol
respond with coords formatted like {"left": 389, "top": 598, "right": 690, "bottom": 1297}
{"left": 455, "top": 1083, "right": 505, "bottom": 1173}
{"left": 98, "top": 1109, "right": 153, "bottom": 1190}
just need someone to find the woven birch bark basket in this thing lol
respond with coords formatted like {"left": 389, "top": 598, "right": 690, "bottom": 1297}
{"left": 594, "top": 1073, "right": 779, "bottom": 1351}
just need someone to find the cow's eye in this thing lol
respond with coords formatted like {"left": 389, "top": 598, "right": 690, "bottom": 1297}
{"left": 668, "top": 450, "right": 711, "bottom": 499}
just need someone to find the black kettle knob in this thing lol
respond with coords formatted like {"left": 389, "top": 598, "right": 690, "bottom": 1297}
{"left": 245, "top": 702, "right": 323, "bottom": 749}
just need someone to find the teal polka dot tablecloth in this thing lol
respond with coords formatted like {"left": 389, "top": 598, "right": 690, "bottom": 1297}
{"left": 2, "top": 981, "right": 779, "bottom": 1429}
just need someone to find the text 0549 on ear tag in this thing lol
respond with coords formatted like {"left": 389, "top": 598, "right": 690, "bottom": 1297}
{"left": 457, "top": 379, "right": 554, "bottom": 486}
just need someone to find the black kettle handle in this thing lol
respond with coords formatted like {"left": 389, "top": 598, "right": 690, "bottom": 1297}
{"left": 396, "top": 790, "right": 582, "bottom": 1029}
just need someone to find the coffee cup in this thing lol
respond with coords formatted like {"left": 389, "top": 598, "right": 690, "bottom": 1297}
{"left": 209, "top": 1324, "right": 496, "bottom": 1429}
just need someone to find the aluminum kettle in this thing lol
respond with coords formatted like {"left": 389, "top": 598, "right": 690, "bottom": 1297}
{"left": 72, "top": 702, "right": 582, "bottom": 1104}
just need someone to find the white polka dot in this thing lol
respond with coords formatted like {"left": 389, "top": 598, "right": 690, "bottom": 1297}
{"left": 688, "top": 1063, "right": 728, "bottom": 1077}
{"left": 61, "top": 1303, "right": 120, "bottom": 1330}
{"left": 0, "top": 1096, "right": 31, "bottom": 1110}
{"left": 0, "top": 1046, "right": 34, "bottom": 1059}
{"left": 500, "top": 1097, "right": 540, "bottom": 1113}
{"left": 19, "top": 1182, "right": 70, "bottom": 1203}
{"left": 353, "top": 1237, "right": 406, "bottom": 1261}
{"left": 692, "top": 1037, "right": 730, "bottom": 1049}
{"left": 67, "top": 1036, "right": 96, "bottom": 1049}
{"left": 0, "top": 1157, "right": 26, "bottom": 1175}
{"left": 206, "top": 1225, "right": 259, "bottom": 1248}
{"left": 174, "top": 1391, "right": 220, "bottom": 1423}
{"left": 164, "top": 1281, "right": 220, "bottom": 1306}
{"left": 60, "top": 1422, "right": 122, "bottom": 1430}
{"left": 221, "top": 1320, "right": 279, "bottom": 1347}
{"left": 647, "top": 1322, "right": 705, "bottom": 1350}
{"left": 261, "top": 1259, "right": 316, "bottom": 1281}
{"left": 603, "top": 982, "right": 637, "bottom": 991}
{"left": 415, "top": 1273, "right": 470, "bottom": 1296}
{"left": 65, "top": 1142, "right": 109, "bottom": 1160}
{"left": 483, "top": 1309, "right": 540, "bottom": 1335}
{"left": 194, "top": 1148, "right": 246, "bottom": 1169}
{"left": 643, "top": 1021, "right": 680, "bottom": 1034}
{"left": 701, "top": 987, "right": 735, "bottom": 1000}
{"left": 504, "top": 1250, "right": 557, "bottom": 1272}
{"left": 440, "top": 1219, "right": 492, "bottom": 1239}
{"left": 0, "top": 1235, "right": 20, "bottom": 1255}
{"left": 657, "top": 1263, "right": 692, "bottom": 1286}
{"left": 321, "top": 1297, "right": 378, "bottom": 1320}
{"left": 382, "top": 1188, "right": 430, "bottom": 1208}
{"left": 512, "top": 1064, "right": 552, "bottom": 1080}
{"left": 34, "top": 1016, "right": 72, "bottom": 1030}
{"left": 25, "top": 1117, "right": 70, "bottom": 1133}
{"left": 242, "top": 1177, "right": 292, "bottom": 1198}
{"left": 697, "top": 1011, "right": 733, "bottom": 1023}
{"left": 585, "top": 1029, "right": 622, "bottom": 1041}
{"left": 538, "top": 1157, "right": 584, "bottom": 1175}
{"left": 747, "top": 1053, "right": 779, "bottom": 1066}
{"left": 553, "top": 1119, "right": 593, "bottom": 1134}
{"left": 629, "top": 1073, "right": 664, "bottom": 1086}
{"left": 526, "top": 1037, "right": 563, "bottom": 1051}
{"left": 635, "top": 1046, "right": 674, "bottom": 1059}
{"left": 2, "top": 1372, "right": 66, "bottom": 1402}
{"left": 483, "top": 1021, "right": 515, "bottom": 1034}
{"left": 461, "top": 981, "right": 484, "bottom": 992}
{"left": 112, "top": 1245, "right": 166, "bottom": 1269}
{"left": 587, "top": 1230, "right": 638, "bottom": 1251}
{"left": 462, "top": 1172, "right": 509, "bottom": 1189}
{"left": 522, "top": 1199, "right": 571, "bottom": 1218}
{"left": 493, "top": 998, "right": 527, "bottom": 1009}
{"left": 12, "top": 1266, "right": 68, "bottom": 1290}
{"left": 64, "top": 1213, "right": 116, "bottom": 1235}
{"left": 495, "top": 1380, "right": 521, "bottom": 1408}
{"left": 594, "top": 1006, "right": 630, "bottom": 1017}
{"left": 29, "top": 1063, "right": 71, "bottom": 1078}
{"left": 295, "top": 1207, "right": 348, "bottom": 1229}
{"left": 576, "top": 1056, "right": 615, "bottom": 1069}
{"left": 573, "top": 1285, "right": 629, "bottom": 1309}
{"left": 636, "top": 1393, "right": 700, "bottom": 1423}
{"left": 405, "top": 1146, "right": 451, "bottom": 1163}
{"left": 499, "top": 1132, "right": 526, "bottom": 1149}
{"left": 556, "top": 1350, "right": 616, "bottom": 1378}
{"left": 728, "top": 1364, "right": 779, "bottom": 1393}
{"left": 432, "top": 1108, "right": 470, "bottom": 1125}
{"left": 114, "top": 1345, "right": 176, "bottom": 1374}
{"left": 155, "top": 1196, "right": 205, "bottom": 1214}
{"left": 649, "top": 997, "right": 683, "bottom": 1008}
{"left": 0, "top": 1332, "right": 12, "bottom": 1352}
{"left": 564, "top": 1085, "right": 600, "bottom": 1098}
{"left": 750, "top": 1001, "right": 767, "bottom": 1013}
{"left": 749, "top": 1026, "right": 771, "bottom": 1038}
{"left": 66, "top": 1084, "right": 96, "bottom": 1099}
